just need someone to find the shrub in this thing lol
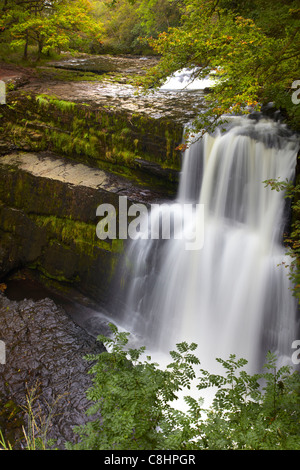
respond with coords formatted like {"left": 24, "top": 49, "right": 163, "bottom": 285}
{"left": 67, "top": 324, "right": 300, "bottom": 450}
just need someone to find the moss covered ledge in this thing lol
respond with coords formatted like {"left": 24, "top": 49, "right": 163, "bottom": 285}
{"left": 0, "top": 151, "right": 171, "bottom": 303}
{"left": 1, "top": 90, "right": 183, "bottom": 190}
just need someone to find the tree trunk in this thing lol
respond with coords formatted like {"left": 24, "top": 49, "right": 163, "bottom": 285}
{"left": 23, "top": 33, "right": 29, "bottom": 60}
{"left": 37, "top": 38, "right": 44, "bottom": 60}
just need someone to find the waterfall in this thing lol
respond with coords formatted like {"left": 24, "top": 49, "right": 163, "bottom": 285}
{"left": 117, "top": 115, "right": 299, "bottom": 373}
{"left": 159, "top": 68, "right": 217, "bottom": 91}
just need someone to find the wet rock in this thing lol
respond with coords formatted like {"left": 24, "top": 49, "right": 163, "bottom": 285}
{"left": 81, "top": 315, "right": 113, "bottom": 338}
{"left": 0, "top": 151, "right": 174, "bottom": 303}
{"left": 24, "top": 54, "right": 204, "bottom": 123}
{"left": 47, "top": 54, "right": 160, "bottom": 76}
{"left": 22, "top": 78, "right": 205, "bottom": 123}
{"left": 0, "top": 292, "right": 105, "bottom": 449}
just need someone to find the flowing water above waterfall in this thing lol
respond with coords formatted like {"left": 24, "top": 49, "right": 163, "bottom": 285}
{"left": 115, "top": 115, "right": 299, "bottom": 374}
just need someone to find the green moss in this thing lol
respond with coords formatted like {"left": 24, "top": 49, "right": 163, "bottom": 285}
{"left": 25, "top": 214, "right": 125, "bottom": 288}
{"left": 31, "top": 215, "right": 124, "bottom": 257}
{"left": 32, "top": 263, "right": 80, "bottom": 284}
{"left": 35, "top": 66, "right": 102, "bottom": 83}
{"left": 36, "top": 95, "right": 51, "bottom": 108}
{"left": 2, "top": 90, "right": 181, "bottom": 190}
{"left": 111, "top": 239, "right": 124, "bottom": 253}
{"left": 120, "top": 127, "right": 131, "bottom": 136}
{"left": 36, "top": 94, "right": 76, "bottom": 112}
{"left": 0, "top": 396, "right": 24, "bottom": 449}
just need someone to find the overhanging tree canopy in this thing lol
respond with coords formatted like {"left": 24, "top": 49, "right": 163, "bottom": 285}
{"left": 139, "top": 0, "right": 300, "bottom": 135}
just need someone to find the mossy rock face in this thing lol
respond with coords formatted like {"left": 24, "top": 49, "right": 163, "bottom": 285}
{"left": 0, "top": 199, "right": 122, "bottom": 304}
{"left": 0, "top": 216, "right": 122, "bottom": 304}
{"left": 1, "top": 90, "right": 182, "bottom": 190}
{"left": 0, "top": 160, "right": 117, "bottom": 221}
{"left": 0, "top": 150, "right": 170, "bottom": 303}
{"left": 0, "top": 80, "right": 183, "bottom": 302}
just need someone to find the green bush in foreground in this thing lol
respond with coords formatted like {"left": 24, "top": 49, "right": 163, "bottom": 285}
{"left": 67, "top": 324, "right": 300, "bottom": 450}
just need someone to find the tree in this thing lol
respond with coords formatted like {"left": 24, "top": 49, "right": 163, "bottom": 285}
{"left": 0, "top": 0, "right": 104, "bottom": 59}
{"left": 139, "top": 0, "right": 300, "bottom": 136}
{"left": 91, "top": 0, "right": 182, "bottom": 54}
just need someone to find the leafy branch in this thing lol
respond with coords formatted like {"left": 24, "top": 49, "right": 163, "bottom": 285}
{"left": 67, "top": 324, "right": 300, "bottom": 451}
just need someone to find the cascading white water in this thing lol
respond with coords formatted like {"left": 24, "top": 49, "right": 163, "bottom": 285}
{"left": 159, "top": 68, "right": 217, "bottom": 91}
{"left": 117, "top": 114, "right": 299, "bottom": 373}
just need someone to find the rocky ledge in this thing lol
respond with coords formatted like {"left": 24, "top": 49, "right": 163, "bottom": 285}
{"left": 0, "top": 55, "right": 185, "bottom": 313}
{"left": 0, "top": 150, "right": 174, "bottom": 304}
{"left": 0, "top": 290, "right": 105, "bottom": 449}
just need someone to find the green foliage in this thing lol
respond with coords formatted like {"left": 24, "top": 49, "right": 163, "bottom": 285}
{"left": 140, "top": 0, "right": 300, "bottom": 135}
{"left": 67, "top": 324, "right": 300, "bottom": 450}
{"left": 264, "top": 177, "right": 300, "bottom": 303}
{"left": 67, "top": 323, "right": 198, "bottom": 450}
{"left": 0, "top": 0, "right": 103, "bottom": 59}
{"left": 0, "top": 382, "right": 62, "bottom": 450}
{"left": 92, "top": 0, "right": 182, "bottom": 54}
{"left": 197, "top": 354, "right": 300, "bottom": 450}
{"left": 0, "top": 430, "right": 13, "bottom": 450}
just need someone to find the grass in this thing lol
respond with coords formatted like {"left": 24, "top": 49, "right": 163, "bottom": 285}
{"left": 0, "top": 42, "right": 147, "bottom": 85}
{"left": 35, "top": 66, "right": 102, "bottom": 82}
{"left": 0, "top": 42, "right": 91, "bottom": 69}
{"left": 0, "top": 43, "right": 61, "bottom": 66}
{"left": 0, "top": 381, "right": 66, "bottom": 450}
